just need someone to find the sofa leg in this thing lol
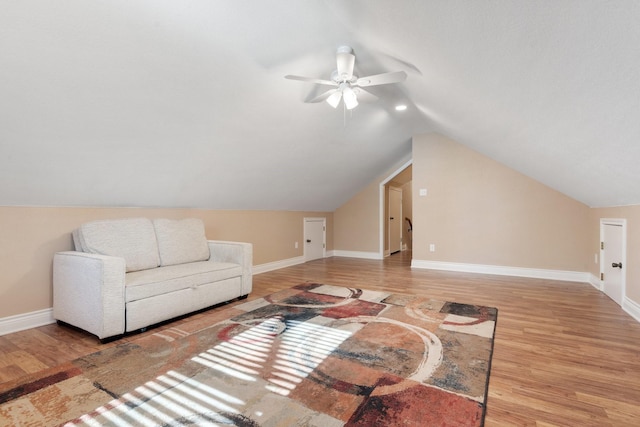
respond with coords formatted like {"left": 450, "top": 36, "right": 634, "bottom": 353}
{"left": 238, "top": 294, "right": 249, "bottom": 300}
{"left": 99, "top": 334, "right": 124, "bottom": 345}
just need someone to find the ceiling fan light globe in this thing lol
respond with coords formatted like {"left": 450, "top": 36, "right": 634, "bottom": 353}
{"left": 327, "top": 91, "right": 342, "bottom": 108}
{"left": 343, "top": 87, "right": 358, "bottom": 110}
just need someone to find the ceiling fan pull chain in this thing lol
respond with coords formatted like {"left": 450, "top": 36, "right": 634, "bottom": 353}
{"left": 343, "top": 102, "right": 347, "bottom": 127}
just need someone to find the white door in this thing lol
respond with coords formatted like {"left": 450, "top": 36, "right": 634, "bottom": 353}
{"left": 304, "top": 218, "right": 325, "bottom": 262}
{"left": 601, "top": 220, "right": 625, "bottom": 306}
{"left": 389, "top": 187, "right": 402, "bottom": 254}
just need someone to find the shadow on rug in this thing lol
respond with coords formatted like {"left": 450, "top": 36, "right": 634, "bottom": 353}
{"left": 0, "top": 283, "right": 497, "bottom": 426}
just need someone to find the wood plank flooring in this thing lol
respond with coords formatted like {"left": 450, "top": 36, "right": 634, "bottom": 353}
{"left": 2, "top": 252, "right": 640, "bottom": 426}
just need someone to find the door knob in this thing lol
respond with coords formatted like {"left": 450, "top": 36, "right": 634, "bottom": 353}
{"left": 612, "top": 262, "right": 623, "bottom": 269}
{"left": 306, "top": 239, "right": 311, "bottom": 243}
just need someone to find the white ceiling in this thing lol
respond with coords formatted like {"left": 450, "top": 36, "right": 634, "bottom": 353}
{"left": 1, "top": 1, "right": 638, "bottom": 211}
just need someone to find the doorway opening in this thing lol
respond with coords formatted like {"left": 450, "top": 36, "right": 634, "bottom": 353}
{"left": 379, "top": 160, "right": 412, "bottom": 258}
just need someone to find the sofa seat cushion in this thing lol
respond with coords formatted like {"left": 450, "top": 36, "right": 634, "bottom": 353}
{"left": 125, "top": 261, "right": 241, "bottom": 303}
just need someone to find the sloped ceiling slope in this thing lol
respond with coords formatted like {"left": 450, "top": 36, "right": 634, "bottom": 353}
{"left": 1, "top": 1, "right": 638, "bottom": 211}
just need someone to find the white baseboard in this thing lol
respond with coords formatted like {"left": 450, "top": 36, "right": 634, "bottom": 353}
{"left": 3, "top": 260, "right": 623, "bottom": 336}
{"left": 0, "top": 308, "right": 55, "bottom": 337}
{"left": 411, "top": 259, "right": 590, "bottom": 283}
{"left": 623, "top": 297, "right": 640, "bottom": 323}
{"left": 588, "top": 273, "right": 603, "bottom": 290}
{"left": 253, "top": 256, "right": 306, "bottom": 275}
{"left": 332, "top": 250, "right": 383, "bottom": 260}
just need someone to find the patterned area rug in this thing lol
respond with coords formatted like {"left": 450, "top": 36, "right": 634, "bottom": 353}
{"left": 0, "top": 283, "right": 497, "bottom": 426}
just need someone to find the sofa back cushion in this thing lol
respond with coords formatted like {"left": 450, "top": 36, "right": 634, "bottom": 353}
{"left": 153, "top": 218, "right": 210, "bottom": 266}
{"left": 76, "top": 218, "right": 161, "bottom": 272}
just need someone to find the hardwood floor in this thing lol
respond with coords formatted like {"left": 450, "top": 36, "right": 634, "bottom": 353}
{"left": 2, "top": 252, "right": 640, "bottom": 426}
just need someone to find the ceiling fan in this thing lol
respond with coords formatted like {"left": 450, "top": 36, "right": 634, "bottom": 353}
{"left": 285, "top": 46, "right": 407, "bottom": 110}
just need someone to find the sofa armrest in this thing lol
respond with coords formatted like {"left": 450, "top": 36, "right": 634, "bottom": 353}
{"left": 208, "top": 241, "right": 253, "bottom": 295}
{"left": 53, "top": 251, "right": 126, "bottom": 339}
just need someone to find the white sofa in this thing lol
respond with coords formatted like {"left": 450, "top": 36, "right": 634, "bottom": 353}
{"left": 53, "top": 217, "right": 252, "bottom": 340}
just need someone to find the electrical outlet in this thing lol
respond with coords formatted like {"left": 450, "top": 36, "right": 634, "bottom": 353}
{"left": 295, "top": 242, "right": 298, "bottom": 249}
{"left": 429, "top": 244, "right": 435, "bottom": 252}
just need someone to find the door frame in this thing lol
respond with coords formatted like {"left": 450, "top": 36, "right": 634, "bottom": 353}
{"left": 388, "top": 186, "right": 403, "bottom": 255}
{"left": 599, "top": 218, "right": 627, "bottom": 303}
{"left": 304, "top": 217, "right": 326, "bottom": 262}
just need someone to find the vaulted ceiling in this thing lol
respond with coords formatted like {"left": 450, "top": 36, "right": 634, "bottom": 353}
{"left": 1, "top": 1, "right": 638, "bottom": 211}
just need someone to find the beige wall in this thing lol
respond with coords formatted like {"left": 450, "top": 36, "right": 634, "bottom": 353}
{"left": 412, "top": 133, "right": 590, "bottom": 272}
{"left": 333, "top": 157, "right": 412, "bottom": 255}
{"left": 6, "top": 134, "right": 640, "bottom": 322}
{"left": 334, "top": 180, "right": 380, "bottom": 253}
{"left": 0, "top": 206, "right": 332, "bottom": 318}
{"left": 588, "top": 206, "right": 640, "bottom": 304}
{"left": 334, "top": 132, "right": 640, "bottom": 308}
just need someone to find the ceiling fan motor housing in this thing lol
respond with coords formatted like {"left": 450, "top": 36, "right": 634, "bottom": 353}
{"left": 331, "top": 70, "right": 357, "bottom": 84}
{"left": 336, "top": 45, "right": 354, "bottom": 55}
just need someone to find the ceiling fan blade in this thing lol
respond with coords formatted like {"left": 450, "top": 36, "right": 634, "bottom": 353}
{"left": 308, "top": 88, "right": 340, "bottom": 103}
{"left": 285, "top": 75, "right": 338, "bottom": 86}
{"left": 336, "top": 46, "right": 355, "bottom": 81}
{"left": 353, "top": 87, "right": 378, "bottom": 103}
{"left": 356, "top": 71, "right": 407, "bottom": 87}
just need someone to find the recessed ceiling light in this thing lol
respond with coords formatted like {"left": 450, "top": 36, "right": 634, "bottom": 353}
{"left": 395, "top": 104, "right": 407, "bottom": 111}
